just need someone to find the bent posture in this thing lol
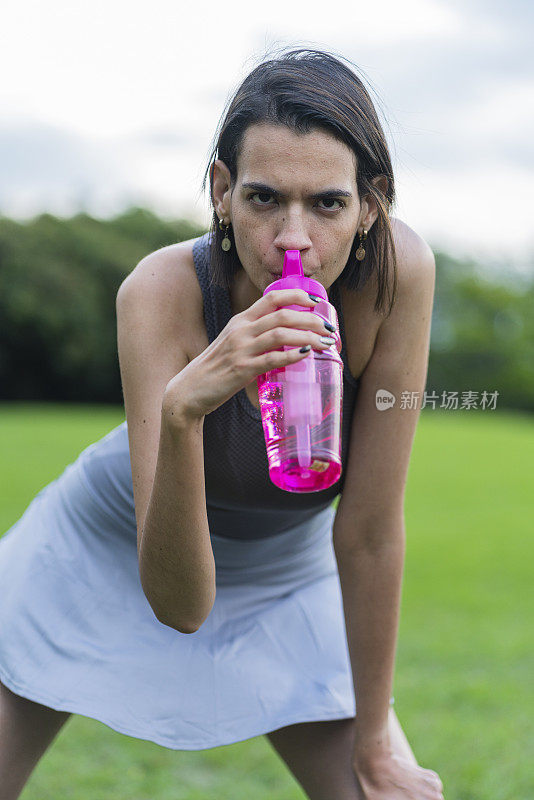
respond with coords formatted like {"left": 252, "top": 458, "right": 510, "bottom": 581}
{"left": 0, "top": 48, "right": 444, "bottom": 800}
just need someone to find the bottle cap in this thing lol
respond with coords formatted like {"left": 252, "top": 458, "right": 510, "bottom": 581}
{"left": 263, "top": 250, "right": 341, "bottom": 353}
{"left": 265, "top": 250, "right": 327, "bottom": 300}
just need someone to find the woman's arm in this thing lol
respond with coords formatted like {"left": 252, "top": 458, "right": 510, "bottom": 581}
{"left": 332, "top": 227, "right": 436, "bottom": 765}
{"left": 116, "top": 248, "right": 216, "bottom": 635}
{"left": 140, "top": 402, "right": 215, "bottom": 634}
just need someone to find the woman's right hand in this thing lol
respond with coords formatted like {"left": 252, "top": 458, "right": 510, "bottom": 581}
{"left": 163, "top": 288, "right": 336, "bottom": 422}
{"left": 353, "top": 752, "right": 445, "bottom": 800}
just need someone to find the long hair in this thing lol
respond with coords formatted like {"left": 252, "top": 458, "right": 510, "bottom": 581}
{"left": 201, "top": 47, "right": 398, "bottom": 316}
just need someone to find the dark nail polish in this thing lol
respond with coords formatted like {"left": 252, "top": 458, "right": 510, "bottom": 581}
{"left": 299, "top": 345, "right": 311, "bottom": 353}
{"left": 323, "top": 321, "right": 336, "bottom": 332}
{"left": 307, "top": 293, "right": 321, "bottom": 302}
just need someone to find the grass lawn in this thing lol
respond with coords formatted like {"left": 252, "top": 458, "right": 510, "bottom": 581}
{"left": 0, "top": 403, "right": 532, "bottom": 800}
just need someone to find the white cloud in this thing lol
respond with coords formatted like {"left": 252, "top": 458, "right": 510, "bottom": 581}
{"left": 395, "top": 161, "right": 534, "bottom": 266}
{"left": 0, "top": 0, "right": 531, "bottom": 264}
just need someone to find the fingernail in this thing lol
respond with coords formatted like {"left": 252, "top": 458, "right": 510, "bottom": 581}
{"left": 307, "top": 293, "right": 321, "bottom": 302}
{"left": 320, "top": 336, "right": 336, "bottom": 345}
{"left": 299, "top": 345, "right": 312, "bottom": 353}
{"left": 323, "top": 321, "right": 336, "bottom": 332}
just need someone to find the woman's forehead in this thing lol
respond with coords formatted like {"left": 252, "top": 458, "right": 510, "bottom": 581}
{"left": 237, "top": 123, "right": 357, "bottom": 186}
{"left": 239, "top": 121, "right": 355, "bottom": 160}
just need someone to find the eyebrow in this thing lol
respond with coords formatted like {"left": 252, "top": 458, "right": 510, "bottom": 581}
{"left": 241, "top": 181, "right": 353, "bottom": 200}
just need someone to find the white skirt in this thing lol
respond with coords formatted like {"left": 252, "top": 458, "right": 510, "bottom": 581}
{"left": 0, "top": 450, "right": 393, "bottom": 750}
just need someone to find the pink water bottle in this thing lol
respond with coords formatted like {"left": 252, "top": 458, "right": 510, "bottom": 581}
{"left": 257, "top": 250, "right": 343, "bottom": 493}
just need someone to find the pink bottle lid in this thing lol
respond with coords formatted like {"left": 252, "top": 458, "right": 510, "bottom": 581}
{"left": 267, "top": 250, "right": 327, "bottom": 298}
{"left": 264, "top": 250, "right": 341, "bottom": 354}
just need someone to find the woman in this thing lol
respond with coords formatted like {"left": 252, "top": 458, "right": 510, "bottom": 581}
{"left": 0, "top": 48, "right": 444, "bottom": 799}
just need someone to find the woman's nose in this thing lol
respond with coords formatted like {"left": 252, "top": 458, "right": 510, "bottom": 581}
{"left": 273, "top": 213, "right": 312, "bottom": 253}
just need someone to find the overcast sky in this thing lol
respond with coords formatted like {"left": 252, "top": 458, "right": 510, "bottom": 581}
{"left": 1, "top": 0, "right": 532, "bottom": 271}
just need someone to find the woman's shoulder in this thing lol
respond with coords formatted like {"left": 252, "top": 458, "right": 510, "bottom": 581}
{"left": 350, "top": 217, "right": 434, "bottom": 312}
{"left": 133, "top": 234, "right": 205, "bottom": 277}
{"left": 121, "top": 235, "right": 209, "bottom": 360}
{"left": 127, "top": 235, "right": 203, "bottom": 282}
{"left": 127, "top": 234, "right": 208, "bottom": 302}
{"left": 390, "top": 217, "right": 435, "bottom": 272}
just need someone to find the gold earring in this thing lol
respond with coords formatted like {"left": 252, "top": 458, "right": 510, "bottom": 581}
{"left": 355, "top": 228, "right": 367, "bottom": 261}
{"left": 219, "top": 218, "right": 232, "bottom": 252}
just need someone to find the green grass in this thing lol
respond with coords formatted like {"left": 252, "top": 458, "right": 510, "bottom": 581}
{"left": 1, "top": 403, "right": 532, "bottom": 799}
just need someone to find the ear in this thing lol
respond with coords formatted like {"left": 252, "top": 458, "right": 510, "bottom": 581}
{"left": 211, "top": 159, "right": 233, "bottom": 222}
{"left": 360, "top": 175, "right": 389, "bottom": 230}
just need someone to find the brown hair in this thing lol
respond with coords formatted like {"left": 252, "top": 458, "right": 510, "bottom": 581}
{"left": 201, "top": 46, "right": 398, "bottom": 316}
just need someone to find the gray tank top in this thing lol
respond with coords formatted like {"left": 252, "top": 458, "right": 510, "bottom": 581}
{"left": 78, "top": 233, "right": 360, "bottom": 540}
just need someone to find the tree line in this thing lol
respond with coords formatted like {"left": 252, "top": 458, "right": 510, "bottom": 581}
{"left": 0, "top": 207, "right": 532, "bottom": 412}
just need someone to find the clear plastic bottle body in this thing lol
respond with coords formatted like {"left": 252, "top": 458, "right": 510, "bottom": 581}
{"left": 257, "top": 249, "right": 344, "bottom": 493}
{"left": 257, "top": 348, "right": 343, "bottom": 493}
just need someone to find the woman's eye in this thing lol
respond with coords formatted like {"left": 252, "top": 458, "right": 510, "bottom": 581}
{"left": 248, "top": 193, "right": 345, "bottom": 211}
{"left": 250, "top": 192, "right": 274, "bottom": 205}
{"left": 318, "top": 198, "right": 344, "bottom": 211}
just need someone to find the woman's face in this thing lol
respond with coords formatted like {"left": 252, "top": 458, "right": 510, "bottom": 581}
{"left": 212, "top": 122, "right": 379, "bottom": 299}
